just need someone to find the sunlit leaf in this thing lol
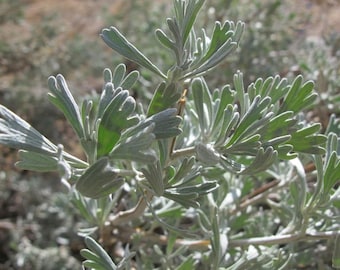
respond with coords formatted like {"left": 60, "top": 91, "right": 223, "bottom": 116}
{"left": 97, "top": 89, "right": 139, "bottom": 157}
{"left": 101, "top": 27, "right": 166, "bottom": 79}
{"left": 0, "top": 105, "right": 57, "bottom": 156}
{"left": 287, "top": 124, "right": 326, "bottom": 155}
{"left": 279, "top": 75, "right": 317, "bottom": 114}
{"left": 126, "top": 108, "right": 182, "bottom": 140}
{"left": 48, "top": 75, "right": 84, "bottom": 139}
{"left": 148, "top": 82, "right": 182, "bottom": 116}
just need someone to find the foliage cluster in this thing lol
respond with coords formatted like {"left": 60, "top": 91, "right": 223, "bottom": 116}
{"left": 0, "top": 0, "right": 339, "bottom": 269}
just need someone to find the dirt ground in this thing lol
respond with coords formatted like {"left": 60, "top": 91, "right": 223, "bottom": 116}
{"left": 0, "top": 0, "right": 339, "bottom": 95}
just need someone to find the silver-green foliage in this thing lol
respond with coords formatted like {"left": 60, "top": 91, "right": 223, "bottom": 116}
{"left": 0, "top": 0, "right": 339, "bottom": 268}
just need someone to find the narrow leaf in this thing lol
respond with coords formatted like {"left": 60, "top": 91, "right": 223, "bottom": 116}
{"left": 101, "top": 27, "right": 166, "bottom": 79}
{"left": 112, "top": 64, "right": 126, "bottom": 87}
{"left": 47, "top": 75, "right": 84, "bottom": 139}
{"left": 15, "top": 150, "right": 58, "bottom": 171}
{"left": 155, "top": 29, "right": 176, "bottom": 51}
{"left": 83, "top": 237, "right": 117, "bottom": 269}
{"left": 0, "top": 105, "right": 58, "bottom": 155}
{"left": 97, "top": 90, "right": 138, "bottom": 157}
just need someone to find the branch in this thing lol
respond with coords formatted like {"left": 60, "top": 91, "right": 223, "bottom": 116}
{"left": 170, "top": 146, "right": 196, "bottom": 160}
{"left": 103, "top": 223, "right": 339, "bottom": 252}
{"left": 108, "top": 190, "right": 153, "bottom": 226}
{"left": 229, "top": 230, "right": 340, "bottom": 247}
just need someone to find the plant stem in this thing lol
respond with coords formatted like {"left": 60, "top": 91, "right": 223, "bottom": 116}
{"left": 105, "top": 225, "right": 339, "bottom": 251}
{"left": 108, "top": 190, "right": 153, "bottom": 226}
{"left": 229, "top": 230, "right": 339, "bottom": 247}
{"left": 171, "top": 146, "right": 196, "bottom": 160}
{"left": 230, "top": 176, "right": 291, "bottom": 215}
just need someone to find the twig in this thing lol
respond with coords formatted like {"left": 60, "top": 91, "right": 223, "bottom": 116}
{"left": 229, "top": 230, "right": 340, "bottom": 247}
{"left": 229, "top": 178, "right": 287, "bottom": 215}
{"left": 170, "top": 146, "right": 196, "bottom": 160}
{"left": 108, "top": 190, "right": 153, "bottom": 226}
{"left": 104, "top": 223, "right": 339, "bottom": 251}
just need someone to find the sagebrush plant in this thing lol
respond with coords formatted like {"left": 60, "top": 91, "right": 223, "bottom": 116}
{"left": 0, "top": 0, "right": 339, "bottom": 269}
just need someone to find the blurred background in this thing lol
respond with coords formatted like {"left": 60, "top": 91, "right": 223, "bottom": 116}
{"left": 0, "top": 0, "right": 339, "bottom": 269}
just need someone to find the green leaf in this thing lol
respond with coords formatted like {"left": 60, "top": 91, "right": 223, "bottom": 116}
{"left": 147, "top": 108, "right": 182, "bottom": 139}
{"left": 141, "top": 161, "right": 164, "bottom": 196}
{"left": 70, "top": 190, "right": 97, "bottom": 224}
{"left": 259, "top": 111, "right": 297, "bottom": 141}
{"left": 287, "top": 124, "right": 326, "bottom": 155}
{"left": 0, "top": 105, "right": 58, "bottom": 156}
{"left": 240, "top": 147, "right": 278, "bottom": 175}
{"left": 83, "top": 260, "right": 107, "bottom": 270}
{"left": 15, "top": 150, "right": 58, "bottom": 171}
{"left": 112, "top": 64, "right": 126, "bottom": 87}
{"left": 325, "top": 114, "right": 340, "bottom": 136}
{"left": 168, "top": 164, "right": 202, "bottom": 187}
{"left": 76, "top": 157, "right": 124, "bottom": 199}
{"left": 163, "top": 191, "right": 199, "bottom": 208}
{"left": 279, "top": 75, "right": 317, "bottom": 114}
{"left": 211, "top": 85, "right": 235, "bottom": 136}
{"left": 82, "top": 237, "right": 117, "bottom": 270}
{"left": 192, "top": 78, "right": 212, "bottom": 135}
{"left": 101, "top": 27, "right": 166, "bottom": 79}
{"left": 155, "top": 29, "right": 177, "bottom": 51}
{"left": 175, "top": 0, "right": 205, "bottom": 46}
{"left": 214, "top": 105, "right": 239, "bottom": 147}
{"left": 199, "top": 21, "right": 236, "bottom": 64}
{"left": 225, "top": 134, "right": 262, "bottom": 156}
{"left": 220, "top": 155, "right": 244, "bottom": 173}
{"left": 172, "top": 181, "right": 218, "bottom": 195}
{"left": 97, "top": 82, "right": 116, "bottom": 120}
{"left": 104, "top": 64, "right": 140, "bottom": 90}
{"left": 210, "top": 209, "right": 228, "bottom": 269}
{"left": 247, "top": 75, "right": 289, "bottom": 104}
{"left": 110, "top": 124, "right": 156, "bottom": 163}
{"left": 289, "top": 158, "right": 307, "bottom": 214}
{"left": 103, "top": 68, "right": 113, "bottom": 83}
{"left": 168, "top": 157, "right": 195, "bottom": 185}
{"left": 183, "top": 21, "right": 244, "bottom": 79}
{"left": 321, "top": 133, "right": 340, "bottom": 198}
{"left": 226, "top": 95, "right": 272, "bottom": 147}
{"left": 97, "top": 89, "right": 139, "bottom": 157}
{"left": 147, "top": 82, "right": 182, "bottom": 116}
{"left": 80, "top": 249, "right": 105, "bottom": 266}
{"left": 47, "top": 75, "right": 84, "bottom": 139}
{"left": 121, "top": 70, "right": 139, "bottom": 90}
{"left": 126, "top": 108, "right": 182, "bottom": 140}
{"left": 323, "top": 151, "right": 340, "bottom": 195}
{"left": 175, "top": 256, "right": 195, "bottom": 270}
{"left": 164, "top": 179, "right": 218, "bottom": 208}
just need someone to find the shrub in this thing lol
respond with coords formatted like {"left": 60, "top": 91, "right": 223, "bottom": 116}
{"left": 0, "top": 0, "right": 339, "bottom": 269}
